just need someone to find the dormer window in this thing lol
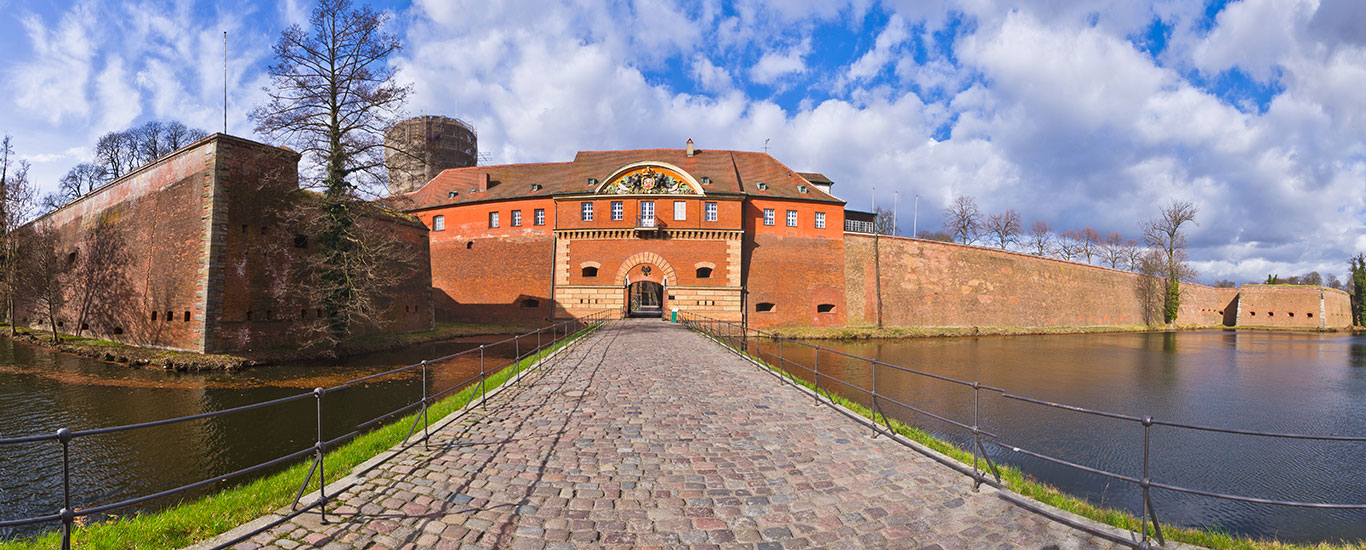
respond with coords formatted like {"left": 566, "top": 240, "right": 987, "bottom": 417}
{"left": 797, "top": 185, "right": 808, "bottom": 193}
{"left": 448, "top": 191, "right": 459, "bottom": 198}
{"left": 530, "top": 183, "right": 543, "bottom": 191}
{"left": 587, "top": 178, "right": 598, "bottom": 187}
{"left": 701, "top": 176, "right": 712, "bottom": 185}
{"left": 756, "top": 181, "right": 768, "bottom": 190}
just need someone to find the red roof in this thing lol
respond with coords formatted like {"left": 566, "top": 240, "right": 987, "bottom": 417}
{"left": 397, "top": 147, "right": 842, "bottom": 211}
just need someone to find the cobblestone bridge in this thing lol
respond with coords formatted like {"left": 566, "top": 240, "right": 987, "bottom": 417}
{"left": 202, "top": 319, "right": 1181, "bottom": 550}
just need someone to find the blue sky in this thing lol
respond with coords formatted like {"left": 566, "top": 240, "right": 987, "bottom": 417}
{"left": 2, "top": 0, "right": 1364, "bottom": 284}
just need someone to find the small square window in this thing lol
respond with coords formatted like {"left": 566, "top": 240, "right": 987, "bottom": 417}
{"left": 786, "top": 210, "right": 797, "bottom": 227}
{"left": 611, "top": 201, "right": 624, "bottom": 221}
{"left": 511, "top": 210, "right": 522, "bottom": 227}
{"left": 581, "top": 202, "right": 594, "bottom": 221}
{"left": 534, "top": 209, "right": 546, "bottom": 225}
{"left": 815, "top": 212, "right": 826, "bottom": 229}
{"left": 763, "top": 208, "right": 775, "bottom": 226}
{"left": 433, "top": 215, "right": 445, "bottom": 231}
{"left": 705, "top": 202, "right": 717, "bottom": 222}
{"left": 674, "top": 201, "right": 686, "bottom": 221}
{"left": 488, "top": 211, "right": 499, "bottom": 228}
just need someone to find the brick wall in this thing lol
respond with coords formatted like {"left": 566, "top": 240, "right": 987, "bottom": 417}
{"left": 742, "top": 199, "right": 847, "bottom": 328}
{"left": 843, "top": 234, "right": 1234, "bottom": 328}
{"left": 15, "top": 136, "right": 222, "bottom": 351}
{"left": 1236, "top": 285, "right": 1352, "bottom": 328}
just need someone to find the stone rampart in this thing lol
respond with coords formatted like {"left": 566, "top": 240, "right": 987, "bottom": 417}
{"left": 1235, "top": 284, "right": 1352, "bottom": 328}
{"left": 843, "top": 234, "right": 1237, "bottom": 328}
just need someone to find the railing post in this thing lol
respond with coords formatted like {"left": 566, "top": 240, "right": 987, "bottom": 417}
{"left": 479, "top": 345, "right": 487, "bottom": 409}
{"left": 421, "top": 360, "right": 429, "bottom": 448}
{"left": 1141, "top": 417, "right": 1165, "bottom": 548}
{"left": 313, "top": 387, "right": 328, "bottom": 523}
{"left": 57, "top": 427, "right": 72, "bottom": 550}
{"left": 515, "top": 334, "right": 521, "bottom": 385}
{"left": 537, "top": 327, "right": 542, "bottom": 371}
{"left": 813, "top": 349, "right": 821, "bottom": 406}
{"left": 972, "top": 382, "right": 982, "bottom": 491}
{"left": 870, "top": 358, "right": 878, "bottom": 439}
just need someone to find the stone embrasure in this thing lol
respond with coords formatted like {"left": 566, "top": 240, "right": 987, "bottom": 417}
{"left": 215, "top": 320, "right": 1156, "bottom": 549}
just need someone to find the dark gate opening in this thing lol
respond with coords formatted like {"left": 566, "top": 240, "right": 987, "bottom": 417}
{"left": 628, "top": 281, "right": 664, "bottom": 318}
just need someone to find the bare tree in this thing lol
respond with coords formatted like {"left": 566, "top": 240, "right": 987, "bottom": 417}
{"left": 1055, "top": 230, "right": 1081, "bottom": 261}
{"left": 1, "top": 135, "right": 37, "bottom": 335}
{"left": 1121, "top": 239, "right": 1143, "bottom": 271}
{"left": 1076, "top": 227, "right": 1102, "bottom": 264}
{"left": 58, "top": 163, "right": 107, "bottom": 203}
{"left": 94, "top": 131, "right": 137, "bottom": 180}
{"left": 1213, "top": 280, "right": 1237, "bottom": 288}
{"left": 1133, "top": 248, "right": 1167, "bottom": 325}
{"left": 943, "top": 195, "right": 982, "bottom": 244}
{"left": 1027, "top": 220, "right": 1052, "bottom": 256}
{"left": 1143, "top": 200, "right": 1199, "bottom": 324}
{"left": 131, "top": 121, "right": 167, "bottom": 164}
{"left": 164, "top": 121, "right": 209, "bottom": 150}
{"left": 985, "top": 209, "right": 1022, "bottom": 250}
{"left": 1099, "top": 232, "right": 1126, "bottom": 268}
{"left": 251, "top": 0, "right": 415, "bottom": 349}
{"left": 23, "top": 227, "right": 68, "bottom": 343}
{"left": 872, "top": 207, "right": 897, "bottom": 235}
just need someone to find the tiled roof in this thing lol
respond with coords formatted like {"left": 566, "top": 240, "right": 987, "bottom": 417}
{"left": 398, "top": 148, "right": 843, "bottom": 211}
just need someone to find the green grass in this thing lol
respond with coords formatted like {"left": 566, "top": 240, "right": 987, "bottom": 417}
{"left": 698, "top": 329, "right": 1365, "bottom": 550}
{"left": 0, "top": 323, "right": 598, "bottom": 550}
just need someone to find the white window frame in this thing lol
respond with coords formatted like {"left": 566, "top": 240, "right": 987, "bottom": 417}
{"left": 581, "top": 202, "right": 593, "bottom": 221}
{"left": 640, "top": 201, "right": 655, "bottom": 221}
{"left": 673, "top": 201, "right": 686, "bottom": 221}
{"left": 763, "top": 208, "right": 775, "bottom": 226}
{"left": 815, "top": 212, "right": 826, "bottom": 229}
{"left": 488, "top": 211, "right": 500, "bottom": 228}
{"left": 534, "top": 209, "right": 546, "bottom": 226}
{"left": 511, "top": 210, "right": 522, "bottom": 227}
{"left": 705, "top": 202, "right": 717, "bottom": 222}
{"left": 432, "top": 215, "right": 445, "bottom": 231}
{"left": 786, "top": 210, "right": 797, "bottom": 227}
{"left": 611, "top": 200, "right": 624, "bottom": 221}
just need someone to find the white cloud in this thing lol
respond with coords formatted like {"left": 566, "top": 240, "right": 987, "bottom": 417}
{"left": 690, "top": 54, "right": 734, "bottom": 93}
{"left": 750, "top": 38, "right": 811, "bottom": 85}
{"left": 1191, "top": 0, "right": 1315, "bottom": 82}
{"left": 11, "top": 4, "right": 100, "bottom": 124}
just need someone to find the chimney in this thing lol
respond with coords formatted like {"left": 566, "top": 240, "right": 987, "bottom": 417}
{"left": 479, "top": 172, "right": 490, "bottom": 192}
{"left": 686, "top": 138, "right": 695, "bottom": 158}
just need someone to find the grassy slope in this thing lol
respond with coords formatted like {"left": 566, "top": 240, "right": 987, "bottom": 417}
{"left": 0, "top": 325, "right": 593, "bottom": 550}
{"left": 704, "top": 332, "right": 1364, "bottom": 550}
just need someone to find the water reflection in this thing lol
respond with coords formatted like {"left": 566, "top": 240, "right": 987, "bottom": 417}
{"left": 0, "top": 334, "right": 527, "bottom": 540}
{"left": 748, "top": 331, "right": 1366, "bottom": 544}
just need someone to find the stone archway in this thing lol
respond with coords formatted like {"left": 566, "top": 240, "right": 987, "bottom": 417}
{"left": 614, "top": 252, "right": 677, "bottom": 285}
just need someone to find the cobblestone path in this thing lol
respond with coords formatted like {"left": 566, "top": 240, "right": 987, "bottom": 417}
{"left": 228, "top": 319, "right": 1155, "bottom": 549}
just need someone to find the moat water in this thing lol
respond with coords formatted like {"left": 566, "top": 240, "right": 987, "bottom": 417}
{"left": 2, "top": 330, "right": 1363, "bottom": 543}
{"left": 743, "top": 330, "right": 1366, "bottom": 544}
{"left": 0, "top": 334, "right": 527, "bottom": 540}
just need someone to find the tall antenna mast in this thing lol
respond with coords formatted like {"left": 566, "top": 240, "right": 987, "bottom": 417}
{"left": 223, "top": 31, "right": 228, "bottom": 134}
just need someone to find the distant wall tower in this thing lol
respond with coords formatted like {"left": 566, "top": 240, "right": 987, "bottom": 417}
{"left": 385, "top": 115, "right": 478, "bottom": 195}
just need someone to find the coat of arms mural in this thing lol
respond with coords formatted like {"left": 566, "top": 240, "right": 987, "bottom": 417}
{"left": 600, "top": 167, "right": 699, "bottom": 195}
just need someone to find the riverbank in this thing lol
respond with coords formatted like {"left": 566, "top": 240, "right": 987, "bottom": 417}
{"left": 0, "top": 321, "right": 537, "bottom": 371}
{"left": 767, "top": 323, "right": 1360, "bottom": 340}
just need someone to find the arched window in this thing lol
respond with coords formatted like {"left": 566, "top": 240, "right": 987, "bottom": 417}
{"left": 817, "top": 304, "right": 835, "bottom": 313}
{"left": 696, "top": 267, "right": 712, "bottom": 279}
{"left": 755, "top": 302, "right": 775, "bottom": 312}
{"left": 521, "top": 299, "right": 541, "bottom": 308}
{"left": 582, "top": 266, "right": 599, "bottom": 277}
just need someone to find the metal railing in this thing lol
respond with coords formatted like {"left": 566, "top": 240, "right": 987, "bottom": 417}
{"left": 636, "top": 214, "right": 658, "bottom": 228}
{"left": 0, "top": 310, "right": 618, "bottom": 549}
{"left": 679, "top": 312, "right": 1366, "bottom": 549}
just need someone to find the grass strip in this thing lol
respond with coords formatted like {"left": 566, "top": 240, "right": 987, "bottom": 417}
{"left": 0, "top": 324, "right": 596, "bottom": 550}
{"left": 699, "top": 330, "right": 1365, "bottom": 550}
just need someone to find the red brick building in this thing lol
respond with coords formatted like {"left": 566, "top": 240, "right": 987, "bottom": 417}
{"left": 396, "top": 141, "right": 849, "bottom": 328}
